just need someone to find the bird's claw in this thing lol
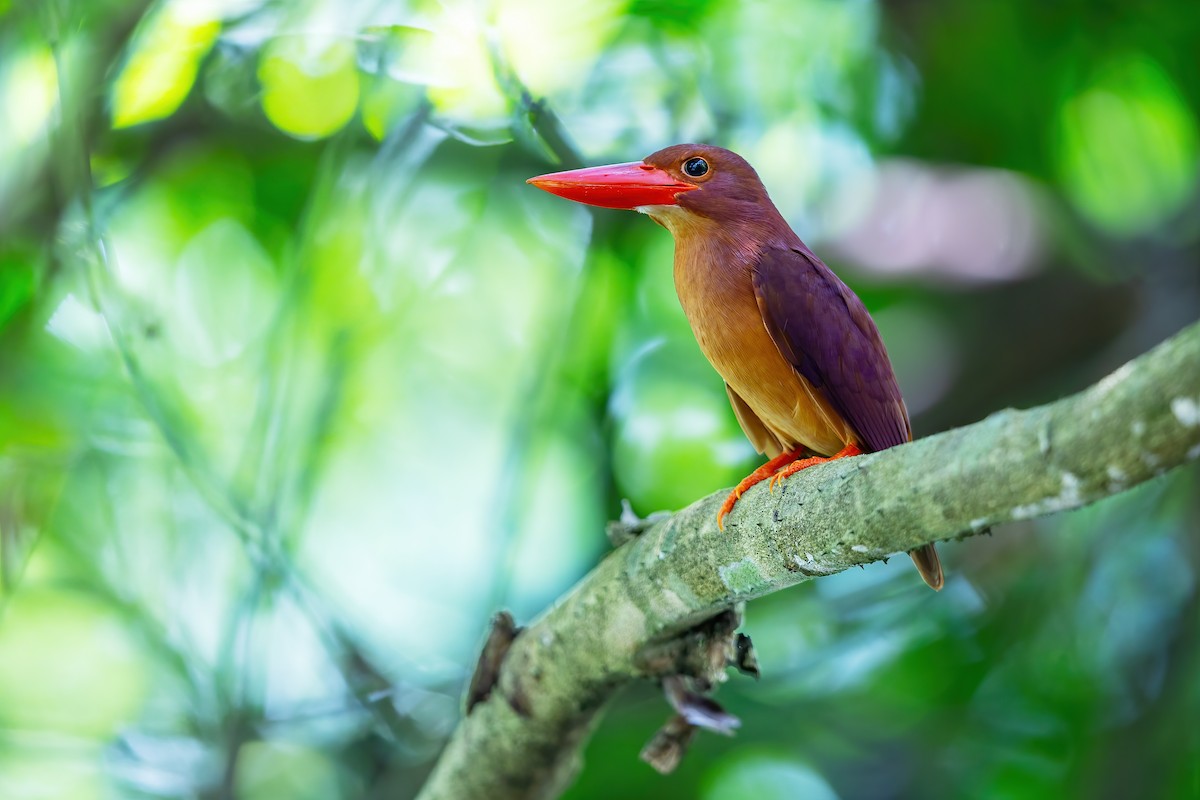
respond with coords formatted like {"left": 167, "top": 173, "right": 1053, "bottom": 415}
{"left": 718, "top": 444, "right": 863, "bottom": 528}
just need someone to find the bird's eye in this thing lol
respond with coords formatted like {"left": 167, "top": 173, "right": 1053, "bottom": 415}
{"left": 683, "top": 157, "right": 709, "bottom": 178}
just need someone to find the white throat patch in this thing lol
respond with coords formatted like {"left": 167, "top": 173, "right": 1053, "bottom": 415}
{"left": 635, "top": 204, "right": 694, "bottom": 234}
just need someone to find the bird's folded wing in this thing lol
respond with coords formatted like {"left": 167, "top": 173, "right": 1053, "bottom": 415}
{"left": 751, "top": 246, "right": 912, "bottom": 452}
{"left": 725, "top": 383, "right": 786, "bottom": 457}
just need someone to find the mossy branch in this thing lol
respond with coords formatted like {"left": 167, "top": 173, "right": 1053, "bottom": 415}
{"left": 417, "top": 320, "right": 1200, "bottom": 800}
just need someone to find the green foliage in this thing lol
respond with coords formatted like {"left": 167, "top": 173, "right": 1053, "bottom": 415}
{"left": 0, "top": 0, "right": 1197, "bottom": 797}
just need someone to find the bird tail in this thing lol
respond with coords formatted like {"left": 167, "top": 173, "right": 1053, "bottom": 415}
{"left": 908, "top": 544, "right": 944, "bottom": 591}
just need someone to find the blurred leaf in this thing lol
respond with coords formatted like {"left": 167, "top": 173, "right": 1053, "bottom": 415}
{"left": 172, "top": 218, "right": 278, "bottom": 366}
{"left": 1056, "top": 53, "right": 1198, "bottom": 237}
{"left": 259, "top": 37, "right": 360, "bottom": 140}
{"left": 111, "top": 4, "right": 221, "bottom": 128}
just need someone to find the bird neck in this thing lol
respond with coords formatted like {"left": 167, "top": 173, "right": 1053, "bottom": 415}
{"left": 644, "top": 205, "right": 791, "bottom": 291}
{"left": 639, "top": 207, "right": 774, "bottom": 346}
{"left": 645, "top": 203, "right": 787, "bottom": 260}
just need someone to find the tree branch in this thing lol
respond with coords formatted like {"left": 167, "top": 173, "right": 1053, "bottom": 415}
{"left": 416, "top": 320, "right": 1200, "bottom": 800}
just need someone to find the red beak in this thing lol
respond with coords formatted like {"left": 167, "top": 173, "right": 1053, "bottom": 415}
{"left": 527, "top": 162, "right": 698, "bottom": 209}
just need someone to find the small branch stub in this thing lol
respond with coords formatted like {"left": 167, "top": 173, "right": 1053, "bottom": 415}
{"left": 465, "top": 611, "right": 522, "bottom": 715}
{"left": 731, "top": 633, "right": 760, "bottom": 680}
{"left": 640, "top": 715, "right": 698, "bottom": 775}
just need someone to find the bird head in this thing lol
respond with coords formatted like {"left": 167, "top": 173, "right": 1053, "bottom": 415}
{"left": 527, "top": 144, "right": 775, "bottom": 229}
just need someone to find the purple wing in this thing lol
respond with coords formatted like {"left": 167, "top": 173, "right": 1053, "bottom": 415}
{"left": 751, "top": 246, "right": 911, "bottom": 452}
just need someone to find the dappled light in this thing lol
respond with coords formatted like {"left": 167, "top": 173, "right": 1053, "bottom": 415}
{"left": 259, "top": 37, "right": 360, "bottom": 139}
{"left": 0, "top": 0, "right": 1198, "bottom": 798}
{"left": 1055, "top": 53, "right": 1198, "bottom": 237}
{"left": 111, "top": 3, "right": 220, "bottom": 128}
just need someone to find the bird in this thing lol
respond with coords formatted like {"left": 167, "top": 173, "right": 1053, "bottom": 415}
{"left": 527, "top": 144, "right": 943, "bottom": 590}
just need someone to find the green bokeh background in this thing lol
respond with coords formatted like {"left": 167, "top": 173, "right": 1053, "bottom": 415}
{"left": 1, "top": 0, "right": 1198, "bottom": 798}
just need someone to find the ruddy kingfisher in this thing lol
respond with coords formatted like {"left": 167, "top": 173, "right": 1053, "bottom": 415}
{"left": 528, "top": 144, "right": 943, "bottom": 590}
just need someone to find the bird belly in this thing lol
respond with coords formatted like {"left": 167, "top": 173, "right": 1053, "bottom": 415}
{"left": 680, "top": 283, "right": 852, "bottom": 457}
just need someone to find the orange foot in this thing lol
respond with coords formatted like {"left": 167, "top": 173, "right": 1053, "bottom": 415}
{"left": 717, "top": 448, "right": 805, "bottom": 530}
{"left": 768, "top": 442, "right": 863, "bottom": 490}
{"left": 716, "top": 443, "right": 863, "bottom": 530}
